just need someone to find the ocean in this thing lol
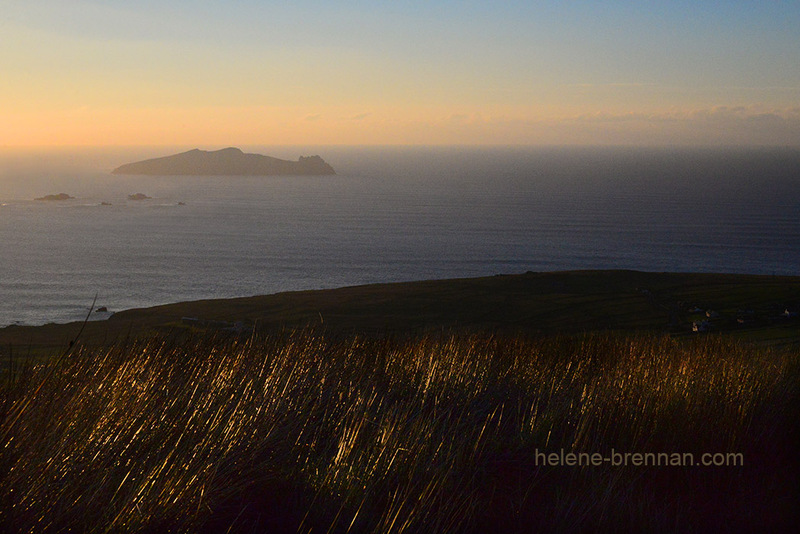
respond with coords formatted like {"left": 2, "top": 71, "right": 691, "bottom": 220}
{"left": 1, "top": 145, "right": 799, "bottom": 327}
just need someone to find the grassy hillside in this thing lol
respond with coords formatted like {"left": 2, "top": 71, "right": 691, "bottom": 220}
{"left": 1, "top": 271, "right": 798, "bottom": 531}
{"left": 2, "top": 270, "right": 800, "bottom": 360}
{"left": 1, "top": 330, "right": 797, "bottom": 532}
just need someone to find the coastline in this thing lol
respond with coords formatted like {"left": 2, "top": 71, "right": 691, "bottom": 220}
{"left": 2, "top": 269, "right": 800, "bottom": 355}
{"left": 3, "top": 269, "right": 800, "bottom": 531}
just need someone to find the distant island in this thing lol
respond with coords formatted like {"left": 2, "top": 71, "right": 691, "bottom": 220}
{"left": 128, "top": 193, "right": 151, "bottom": 201}
{"left": 112, "top": 147, "right": 335, "bottom": 176}
{"left": 35, "top": 193, "right": 74, "bottom": 201}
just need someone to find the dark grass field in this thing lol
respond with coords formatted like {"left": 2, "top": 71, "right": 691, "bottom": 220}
{"left": 2, "top": 270, "right": 800, "bottom": 358}
{"left": 1, "top": 270, "right": 799, "bottom": 532}
{"left": 2, "top": 331, "right": 798, "bottom": 532}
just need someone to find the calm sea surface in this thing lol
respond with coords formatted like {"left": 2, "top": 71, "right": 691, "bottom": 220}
{"left": 1, "top": 146, "right": 799, "bottom": 327}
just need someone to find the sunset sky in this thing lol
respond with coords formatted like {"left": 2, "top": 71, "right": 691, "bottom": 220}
{"left": 3, "top": 1, "right": 799, "bottom": 146}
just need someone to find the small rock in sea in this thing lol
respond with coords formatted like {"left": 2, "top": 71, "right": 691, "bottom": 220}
{"left": 95, "top": 306, "right": 108, "bottom": 313}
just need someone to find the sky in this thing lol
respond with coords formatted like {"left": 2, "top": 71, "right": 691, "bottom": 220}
{"left": 2, "top": 1, "right": 800, "bottom": 146}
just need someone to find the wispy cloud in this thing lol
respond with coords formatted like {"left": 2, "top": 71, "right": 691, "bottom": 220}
{"left": 399, "top": 106, "right": 800, "bottom": 145}
{"left": 574, "top": 111, "right": 678, "bottom": 123}
{"left": 572, "top": 106, "right": 800, "bottom": 124}
{"left": 563, "top": 82, "right": 659, "bottom": 88}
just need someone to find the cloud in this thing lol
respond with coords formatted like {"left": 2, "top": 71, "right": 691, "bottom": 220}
{"left": 574, "top": 111, "right": 679, "bottom": 123}
{"left": 563, "top": 82, "right": 658, "bottom": 88}
{"left": 572, "top": 106, "right": 798, "bottom": 124}
{"left": 304, "top": 113, "right": 322, "bottom": 121}
{"left": 560, "top": 106, "right": 800, "bottom": 145}
{"left": 399, "top": 105, "right": 800, "bottom": 146}
{"left": 348, "top": 112, "right": 371, "bottom": 121}
{"left": 447, "top": 113, "right": 489, "bottom": 125}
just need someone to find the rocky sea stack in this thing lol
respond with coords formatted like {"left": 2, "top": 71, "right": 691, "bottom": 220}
{"left": 112, "top": 147, "right": 335, "bottom": 176}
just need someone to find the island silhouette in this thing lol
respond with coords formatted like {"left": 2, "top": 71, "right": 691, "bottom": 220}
{"left": 112, "top": 147, "right": 335, "bottom": 176}
{"left": 35, "top": 193, "right": 75, "bottom": 201}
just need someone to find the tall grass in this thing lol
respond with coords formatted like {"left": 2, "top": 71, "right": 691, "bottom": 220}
{"left": 1, "top": 330, "right": 797, "bottom": 532}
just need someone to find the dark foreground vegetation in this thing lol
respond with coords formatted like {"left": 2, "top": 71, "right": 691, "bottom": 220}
{"left": 2, "top": 329, "right": 798, "bottom": 532}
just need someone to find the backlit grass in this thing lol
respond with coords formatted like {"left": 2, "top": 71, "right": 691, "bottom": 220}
{"left": 1, "top": 330, "right": 797, "bottom": 532}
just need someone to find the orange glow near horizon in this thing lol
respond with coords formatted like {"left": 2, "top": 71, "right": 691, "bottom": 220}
{"left": 2, "top": 3, "right": 799, "bottom": 147}
{"left": 4, "top": 103, "right": 800, "bottom": 148}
